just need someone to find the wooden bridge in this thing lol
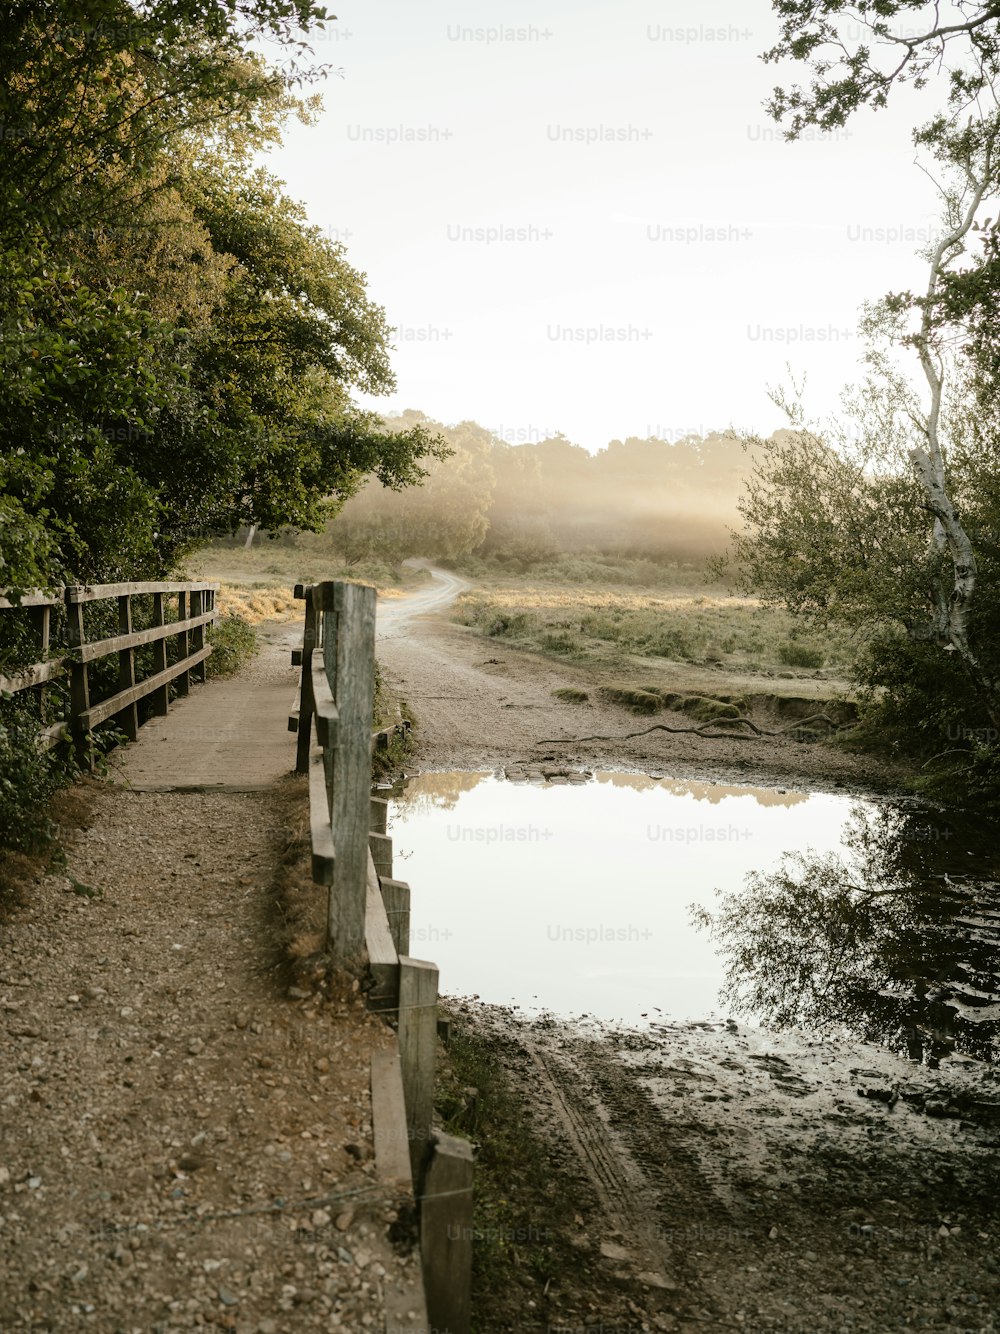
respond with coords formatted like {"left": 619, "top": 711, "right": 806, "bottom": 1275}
{"left": 0, "top": 577, "right": 470, "bottom": 1334}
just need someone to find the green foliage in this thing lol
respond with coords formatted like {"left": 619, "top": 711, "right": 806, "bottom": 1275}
{"left": 0, "top": 2, "right": 442, "bottom": 587}
{"left": 763, "top": 4, "right": 1000, "bottom": 138}
{"left": 207, "top": 615, "right": 258, "bottom": 677}
{"left": 0, "top": 701, "right": 75, "bottom": 854}
{"left": 779, "top": 642, "right": 825, "bottom": 669}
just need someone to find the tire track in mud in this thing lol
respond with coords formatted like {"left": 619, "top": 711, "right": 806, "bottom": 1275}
{"left": 526, "top": 1032, "right": 734, "bottom": 1320}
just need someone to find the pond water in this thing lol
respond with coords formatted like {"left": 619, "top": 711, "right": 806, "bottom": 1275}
{"left": 387, "top": 770, "right": 1000, "bottom": 1062}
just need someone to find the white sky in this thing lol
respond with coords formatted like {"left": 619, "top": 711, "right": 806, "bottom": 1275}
{"left": 266, "top": 0, "right": 950, "bottom": 451}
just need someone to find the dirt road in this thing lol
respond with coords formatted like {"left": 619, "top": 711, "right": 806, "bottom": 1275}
{"left": 375, "top": 567, "right": 901, "bottom": 794}
{"left": 378, "top": 571, "right": 1000, "bottom": 1333}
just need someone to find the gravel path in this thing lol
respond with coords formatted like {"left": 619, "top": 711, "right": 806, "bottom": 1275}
{"left": 0, "top": 645, "right": 421, "bottom": 1331}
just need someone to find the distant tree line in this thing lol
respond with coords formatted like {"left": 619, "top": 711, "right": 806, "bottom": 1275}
{"left": 322, "top": 411, "right": 762, "bottom": 569}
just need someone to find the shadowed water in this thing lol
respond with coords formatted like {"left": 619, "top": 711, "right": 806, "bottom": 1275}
{"left": 387, "top": 771, "right": 1000, "bottom": 1063}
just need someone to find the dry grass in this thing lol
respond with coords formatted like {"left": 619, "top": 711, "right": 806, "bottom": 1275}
{"left": 455, "top": 580, "right": 860, "bottom": 683}
{"left": 183, "top": 542, "right": 414, "bottom": 612}
{"left": 215, "top": 583, "right": 301, "bottom": 624}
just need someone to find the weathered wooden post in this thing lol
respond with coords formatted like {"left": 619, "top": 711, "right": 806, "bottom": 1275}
{"left": 318, "top": 580, "right": 377, "bottom": 967}
{"left": 150, "top": 590, "right": 169, "bottom": 716}
{"left": 116, "top": 594, "right": 140, "bottom": 741}
{"left": 29, "top": 602, "right": 51, "bottom": 730}
{"left": 397, "top": 956, "right": 439, "bottom": 1182}
{"left": 190, "top": 589, "right": 207, "bottom": 684}
{"left": 369, "top": 830, "right": 393, "bottom": 880}
{"left": 292, "top": 585, "right": 316, "bottom": 775}
{"left": 380, "top": 877, "right": 411, "bottom": 956}
{"left": 421, "top": 1131, "right": 474, "bottom": 1334}
{"left": 175, "top": 590, "right": 190, "bottom": 697}
{"left": 65, "top": 588, "right": 92, "bottom": 766}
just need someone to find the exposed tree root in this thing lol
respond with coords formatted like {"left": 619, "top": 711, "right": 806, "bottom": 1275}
{"left": 537, "top": 713, "right": 845, "bottom": 745}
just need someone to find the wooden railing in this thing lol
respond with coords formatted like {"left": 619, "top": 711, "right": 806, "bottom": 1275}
{"left": 290, "top": 579, "right": 472, "bottom": 1334}
{"left": 0, "top": 582, "right": 218, "bottom": 756}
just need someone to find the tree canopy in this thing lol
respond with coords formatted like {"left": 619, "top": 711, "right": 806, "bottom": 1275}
{"left": 0, "top": 0, "right": 443, "bottom": 589}
{"left": 765, "top": 2, "right": 1000, "bottom": 137}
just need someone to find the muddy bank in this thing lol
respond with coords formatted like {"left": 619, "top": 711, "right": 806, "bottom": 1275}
{"left": 443, "top": 1001, "right": 1000, "bottom": 1332}
{"left": 376, "top": 613, "right": 907, "bottom": 800}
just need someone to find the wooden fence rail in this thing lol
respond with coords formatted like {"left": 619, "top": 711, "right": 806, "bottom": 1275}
{"left": 290, "top": 580, "right": 472, "bottom": 1334}
{"left": 0, "top": 582, "right": 218, "bottom": 756}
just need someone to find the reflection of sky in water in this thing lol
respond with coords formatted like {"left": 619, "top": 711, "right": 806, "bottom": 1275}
{"left": 389, "top": 771, "right": 867, "bottom": 1026}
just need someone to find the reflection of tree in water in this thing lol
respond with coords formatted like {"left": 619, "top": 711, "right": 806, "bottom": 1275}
{"left": 391, "top": 771, "right": 490, "bottom": 815}
{"left": 692, "top": 804, "right": 1000, "bottom": 1064}
{"left": 594, "top": 771, "right": 810, "bottom": 809}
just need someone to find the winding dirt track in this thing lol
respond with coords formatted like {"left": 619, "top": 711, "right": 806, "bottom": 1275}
{"left": 375, "top": 568, "right": 901, "bottom": 794}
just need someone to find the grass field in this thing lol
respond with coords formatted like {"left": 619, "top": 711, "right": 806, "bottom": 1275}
{"left": 454, "top": 580, "right": 863, "bottom": 690}
{"left": 181, "top": 542, "right": 423, "bottom": 624}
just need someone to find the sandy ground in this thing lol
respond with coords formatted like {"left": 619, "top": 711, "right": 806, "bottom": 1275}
{"left": 377, "top": 572, "right": 1000, "bottom": 1333}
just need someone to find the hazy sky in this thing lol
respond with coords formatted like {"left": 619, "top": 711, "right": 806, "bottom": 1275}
{"left": 266, "top": 0, "right": 949, "bottom": 451}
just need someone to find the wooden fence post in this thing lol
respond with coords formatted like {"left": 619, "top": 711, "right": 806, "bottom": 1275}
{"left": 175, "top": 590, "right": 190, "bottom": 697}
{"left": 294, "top": 589, "right": 316, "bottom": 775}
{"left": 398, "top": 956, "right": 439, "bottom": 1182}
{"left": 322, "top": 581, "right": 376, "bottom": 966}
{"left": 190, "top": 589, "right": 206, "bottom": 684}
{"left": 369, "top": 831, "right": 392, "bottom": 880}
{"left": 65, "top": 589, "right": 92, "bottom": 766}
{"left": 379, "top": 877, "right": 411, "bottom": 956}
{"left": 420, "top": 1131, "right": 474, "bottom": 1334}
{"left": 29, "top": 603, "right": 51, "bottom": 728}
{"left": 116, "top": 594, "right": 139, "bottom": 741}
{"left": 370, "top": 795, "right": 388, "bottom": 835}
{"left": 150, "top": 591, "right": 169, "bottom": 715}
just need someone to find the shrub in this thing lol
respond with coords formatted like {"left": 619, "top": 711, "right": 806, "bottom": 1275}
{"left": 681, "top": 696, "right": 742, "bottom": 722}
{"left": 0, "top": 703, "right": 75, "bottom": 854}
{"left": 207, "top": 614, "right": 258, "bottom": 677}
{"left": 778, "top": 642, "right": 824, "bottom": 669}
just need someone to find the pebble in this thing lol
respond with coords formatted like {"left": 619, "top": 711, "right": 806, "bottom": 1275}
{"left": 188, "top": 1038, "right": 205, "bottom": 1056}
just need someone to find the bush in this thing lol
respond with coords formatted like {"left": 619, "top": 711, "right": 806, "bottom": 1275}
{"left": 778, "top": 641, "right": 824, "bottom": 669}
{"left": 207, "top": 614, "right": 258, "bottom": 677}
{"left": 0, "top": 703, "right": 74, "bottom": 854}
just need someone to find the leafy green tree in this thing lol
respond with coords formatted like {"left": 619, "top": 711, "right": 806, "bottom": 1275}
{"left": 0, "top": 1, "right": 444, "bottom": 586}
{"left": 743, "top": 6, "right": 1000, "bottom": 788}
{"left": 764, "top": 2, "right": 1000, "bottom": 138}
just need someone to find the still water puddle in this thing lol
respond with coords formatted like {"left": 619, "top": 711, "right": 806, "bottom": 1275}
{"left": 388, "top": 771, "right": 1000, "bottom": 1060}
